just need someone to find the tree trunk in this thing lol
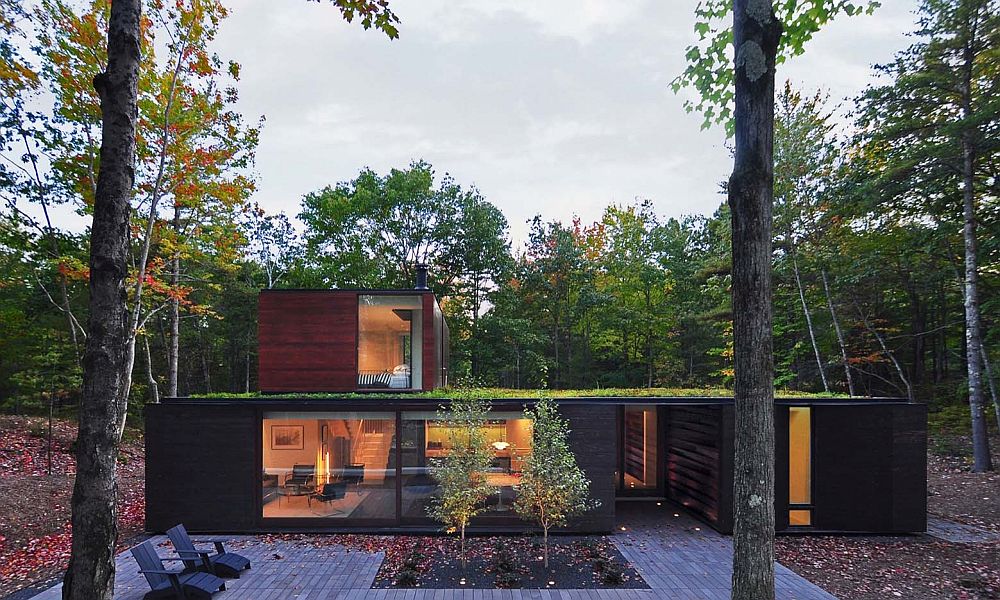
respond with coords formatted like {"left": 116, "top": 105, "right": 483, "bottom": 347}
{"left": 792, "top": 252, "right": 828, "bottom": 393}
{"left": 167, "top": 204, "right": 180, "bottom": 397}
{"left": 856, "top": 302, "right": 913, "bottom": 402}
{"left": 460, "top": 524, "right": 466, "bottom": 569}
{"left": 62, "top": 0, "right": 141, "bottom": 598}
{"left": 960, "top": 30, "right": 992, "bottom": 470}
{"left": 143, "top": 336, "right": 159, "bottom": 404}
{"left": 821, "top": 269, "right": 855, "bottom": 396}
{"left": 962, "top": 135, "right": 992, "bottom": 471}
{"left": 543, "top": 527, "right": 549, "bottom": 569}
{"left": 728, "top": 2, "right": 781, "bottom": 598}
{"left": 199, "top": 328, "right": 212, "bottom": 393}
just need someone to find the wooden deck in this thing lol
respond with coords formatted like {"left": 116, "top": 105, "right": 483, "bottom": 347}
{"left": 29, "top": 503, "right": 835, "bottom": 600}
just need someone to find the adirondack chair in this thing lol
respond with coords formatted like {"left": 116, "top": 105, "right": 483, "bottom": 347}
{"left": 166, "top": 524, "right": 251, "bottom": 578}
{"left": 131, "top": 540, "right": 225, "bottom": 600}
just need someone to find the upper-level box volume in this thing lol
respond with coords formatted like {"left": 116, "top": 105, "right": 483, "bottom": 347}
{"left": 258, "top": 265, "right": 450, "bottom": 393}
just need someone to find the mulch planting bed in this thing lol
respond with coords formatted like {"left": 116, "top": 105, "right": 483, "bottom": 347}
{"left": 372, "top": 535, "right": 649, "bottom": 589}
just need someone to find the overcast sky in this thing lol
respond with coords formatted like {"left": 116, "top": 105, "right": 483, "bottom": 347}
{"left": 203, "top": 0, "right": 920, "bottom": 247}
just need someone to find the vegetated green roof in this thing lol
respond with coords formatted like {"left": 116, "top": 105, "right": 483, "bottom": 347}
{"left": 190, "top": 387, "right": 844, "bottom": 400}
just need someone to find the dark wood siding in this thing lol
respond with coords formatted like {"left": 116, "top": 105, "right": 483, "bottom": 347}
{"left": 774, "top": 405, "right": 790, "bottom": 531}
{"left": 562, "top": 404, "right": 617, "bottom": 532}
{"left": 145, "top": 403, "right": 258, "bottom": 532}
{"left": 890, "top": 404, "right": 927, "bottom": 531}
{"left": 810, "top": 403, "right": 926, "bottom": 533}
{"left": 664, "top": 406, "right": 724, "bottom": 529}
{"left": 258, "top": 291, "right": 358, "bottom": 392}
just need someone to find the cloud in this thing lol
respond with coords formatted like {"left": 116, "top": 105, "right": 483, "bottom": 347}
{"left": 202, "top": 0, "right": 920, "bottom": 247}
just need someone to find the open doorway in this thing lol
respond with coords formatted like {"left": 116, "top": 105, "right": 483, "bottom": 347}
{"left": 618, "top": 405, "right": 663, "bottom": 496}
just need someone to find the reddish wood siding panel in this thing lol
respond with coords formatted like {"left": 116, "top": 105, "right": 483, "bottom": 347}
{"left": 258, "top": 292, "right": 358, "bottom": 392}
{"left": 422, "top": 294, "right": 436, "bottom": 391}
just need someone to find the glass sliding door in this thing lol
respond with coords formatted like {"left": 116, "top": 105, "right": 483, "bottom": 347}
{"left": 357, "top": 295, "right": 423, "bottom": 390}
{"left": 400, "top": 411, "right": 532, "bottom": 524}
{"left": 262, "top": 411, "right": 396, "bottom": 521}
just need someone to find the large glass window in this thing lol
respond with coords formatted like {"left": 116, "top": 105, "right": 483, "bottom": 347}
{"left": 788, "top": 406, "right": 812, "bottom": 526}
{"left": 400, "top": 412, "right": 532, "bottom": 522}
{"left": 262, "top": 412, "right": 396, "bottom": 519}
{"left": 622, "top": 406, "right": 659, "bottom": 491}
{"left": 358, "top": 295, "right": 423, "bottom": 389}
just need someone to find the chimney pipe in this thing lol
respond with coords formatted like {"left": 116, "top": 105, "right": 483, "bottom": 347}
{"left": 415, "top": 263, "right": 430, "bottom": 290}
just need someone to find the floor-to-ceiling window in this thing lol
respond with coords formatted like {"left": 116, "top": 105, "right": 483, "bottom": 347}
{"left": 400, "top": 411, "right": 532, "bottom": 523}
{"left": 357, "top": 295, "right": 422, "bottom": 389}
{"left": 262, "top": 411, "right": 396, "bottom": 520}
{"left": 788, "top": 406, "right": 812, "bottom": 526}
{"left": 261, "top": 410, "right": 534, "bottom": 523}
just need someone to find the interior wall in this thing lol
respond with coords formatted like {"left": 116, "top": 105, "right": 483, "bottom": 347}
{"left": 262, "top": 418, "right": 320, "bottom": 470}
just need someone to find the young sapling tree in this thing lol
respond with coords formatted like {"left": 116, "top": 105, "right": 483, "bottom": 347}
{"left": 427, "top": 393, "right": 496, "bottom": 568}
{"left": 514, "top": 394, "right": 600, "bottom": 568}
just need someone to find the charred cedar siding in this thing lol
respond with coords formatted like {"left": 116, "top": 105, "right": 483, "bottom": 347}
{"left": 562, "top": 404, "right": 617, "bottom": 532}
{"left": 811, "top": 403, "right": 927, "bottom": 532}
{"left": 664, "top": 405, "right": 727, "bottom": 530}
{"left": 145, "top": 403, "right": 258, "bottom": 532}
{"left": 258, "top": 291, "right": 358, "bottom": 392}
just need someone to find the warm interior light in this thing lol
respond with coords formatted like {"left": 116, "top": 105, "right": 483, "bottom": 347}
{"left": 491, "top": 441, "right": 510, "bottom": 451}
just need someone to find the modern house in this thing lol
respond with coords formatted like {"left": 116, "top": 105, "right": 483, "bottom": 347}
{"left": 145, "top": 269, "right": 927, "bottom": 535}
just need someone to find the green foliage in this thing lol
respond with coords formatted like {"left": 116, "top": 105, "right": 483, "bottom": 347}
{"left": 513, "top": 394, "right": 599, "bottom": 567}
{"left": 673, "top": 0, "right": 880, "bottom": 134}
{"left": 427, "top": 392, "right": 496, "bottom": 566}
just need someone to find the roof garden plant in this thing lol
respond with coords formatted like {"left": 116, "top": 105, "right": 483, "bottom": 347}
{"left": 191, "top": 386, "right": 848, "bottom": 401}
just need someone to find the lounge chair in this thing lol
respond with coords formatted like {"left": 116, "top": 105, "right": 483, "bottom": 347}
{"left": 131, "top": 540, "right": 225, "bottom": 600}
{"left": 167, "top": 524, "right": 251, "bottom": 578}
{"left": 339, "top": 463, "right": 365, "bottom": 494}
{"left": 308, "top": 481, "right": 348, "bottom": 515}
{"left": 283, "top": 464, "right": 315, "bottom": 489}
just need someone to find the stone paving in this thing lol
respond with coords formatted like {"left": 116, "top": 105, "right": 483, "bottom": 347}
{"left": 926, "top": 515, "right": 1000, "bottom": 543}
{"left": 30, "top": 503, "right": 835, "bottom": 600}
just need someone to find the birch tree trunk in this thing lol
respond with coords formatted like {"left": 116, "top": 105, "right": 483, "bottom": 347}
{"left": 960, "top": 19, "right": 992, "bottom": 469}
{"left": 821, "top": 269, "right": 854, "bottom": 396}
{"left": 962, "top": 131, "right": 992, "bottom": 471}
{"left": 62, "top": 0, "right": 141, "bottom": 597}
{"left": 167, "top": 203, "right": 180, "bottom": 397}
{"left": 728, "top": 1, "right": 781, "bottom": 597}
{"left": 857, "top": 302, "right": 914, "bottom": 402}
{"left": 792, "top": 252, "right": 828, "bottom": 392}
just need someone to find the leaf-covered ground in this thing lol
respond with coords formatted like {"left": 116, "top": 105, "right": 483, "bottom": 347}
{"left": 777, "top": 433, "right": 1000, "bottom": 600}
{"left": 0, "top": 415, "right": 145, "bottom": 598}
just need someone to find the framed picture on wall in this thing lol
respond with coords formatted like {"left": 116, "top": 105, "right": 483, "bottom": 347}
{"left": 271, "top": 425, "right": 304, "bottom": 450}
